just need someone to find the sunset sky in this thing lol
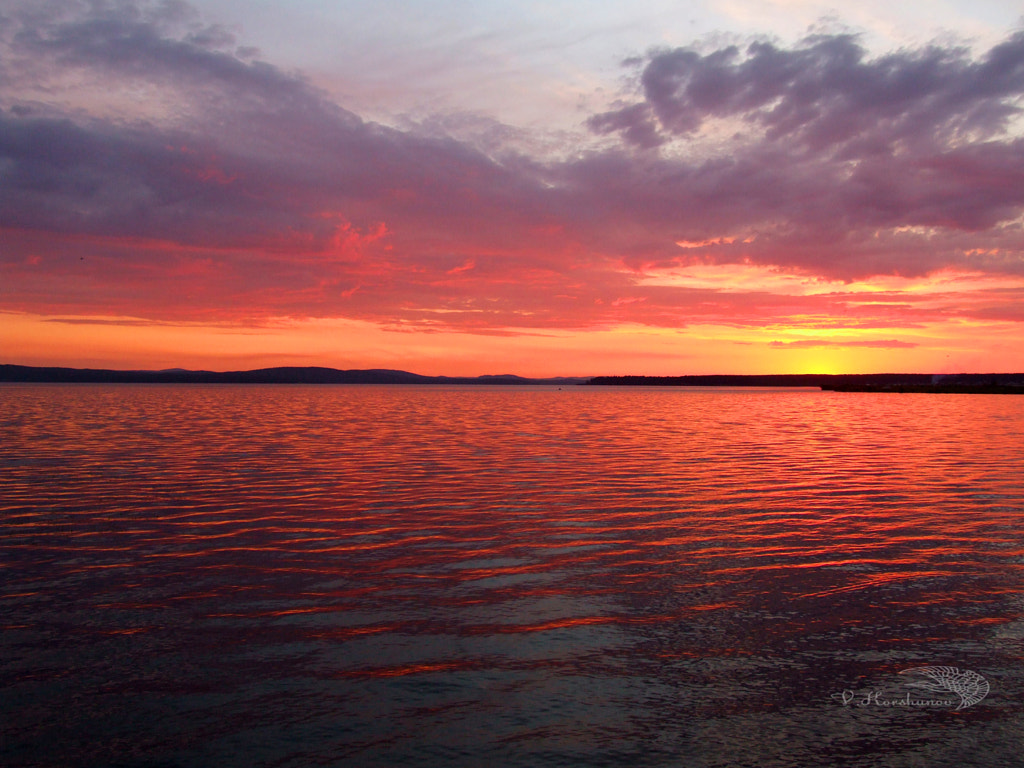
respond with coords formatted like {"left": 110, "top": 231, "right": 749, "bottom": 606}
{"left": 2, "top": 0, "right": 1024, "bottom": 376}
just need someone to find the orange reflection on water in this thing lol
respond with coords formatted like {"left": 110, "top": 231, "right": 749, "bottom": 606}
{"left": 2, "top": 382, "right": 1024, "bottom": 753}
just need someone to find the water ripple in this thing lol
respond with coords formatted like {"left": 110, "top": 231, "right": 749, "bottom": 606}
{"left": 2, "top": 384, "right": 1024, "bottom": 767}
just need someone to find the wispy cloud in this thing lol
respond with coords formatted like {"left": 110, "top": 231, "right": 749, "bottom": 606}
{"left": 769, "top": 339, "right": 918, "bottom": 348}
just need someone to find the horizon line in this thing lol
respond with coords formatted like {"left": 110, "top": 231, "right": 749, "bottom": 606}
{"left": 4, "top": 363, "right": 1024, "bottom": 381}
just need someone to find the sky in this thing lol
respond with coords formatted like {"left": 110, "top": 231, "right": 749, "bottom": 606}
{"left": 2, "top": 0, "right": 1024, "bottom": 376}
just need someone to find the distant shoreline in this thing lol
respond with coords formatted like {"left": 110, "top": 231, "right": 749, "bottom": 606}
{"left": 3, "top": 364, "right": 1024, "bottom": 392}
{"left": 0, "top": 364, "right": 585, "bottom": 386}
{"left": 587, "top": 374, "right": 1024, "bottom": 393}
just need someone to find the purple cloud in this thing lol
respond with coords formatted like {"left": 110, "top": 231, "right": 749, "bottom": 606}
{"left": 581, "top": 32, "right": 1024, "bottom": 274}
{"left": 606, "top": 33, "right": 1024, "bottom": 151}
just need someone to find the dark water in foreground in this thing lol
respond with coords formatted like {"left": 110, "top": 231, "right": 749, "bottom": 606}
{"left": 2, "top": 384, "right": 1024, "bottom": 767}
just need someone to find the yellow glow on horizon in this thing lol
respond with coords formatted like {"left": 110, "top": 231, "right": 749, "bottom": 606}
{"left": 3, "top": 310, "right": 1023, "bottom": 378}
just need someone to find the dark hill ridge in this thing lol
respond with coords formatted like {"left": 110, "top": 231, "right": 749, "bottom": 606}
{"left": 2, "top": 365, "right": 1023, "bottom": 391}
{"left": 0, "top": 364, "right": 585, "bottom": 386}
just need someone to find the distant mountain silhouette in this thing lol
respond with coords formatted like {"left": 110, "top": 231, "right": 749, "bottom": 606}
{"left": 0, "top": 364, "right": 586, "bottom": 386}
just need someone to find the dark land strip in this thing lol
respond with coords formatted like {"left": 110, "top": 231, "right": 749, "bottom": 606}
{"left": 3, "top": 365, "right": 1024, "bottom": 392}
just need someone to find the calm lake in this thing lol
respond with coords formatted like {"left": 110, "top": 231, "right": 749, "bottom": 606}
{"left": 2, "top": 384, "right": 1024, "bottom": 767}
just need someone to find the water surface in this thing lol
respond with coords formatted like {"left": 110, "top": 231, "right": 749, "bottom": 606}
{"left": 2, "top": 385, "right": 1023, "bottom": 767}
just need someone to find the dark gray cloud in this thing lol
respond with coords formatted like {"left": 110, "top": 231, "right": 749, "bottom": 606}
{"left": 587, "top": 103, "right": 663, "bottom": 149}
{"left": 605, "top": 32, "right": 1024, "bottom": 152}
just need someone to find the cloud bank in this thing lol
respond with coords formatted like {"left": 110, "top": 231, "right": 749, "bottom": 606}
{"left": 2, "top": 0, "right": 1023, "bottom": 335}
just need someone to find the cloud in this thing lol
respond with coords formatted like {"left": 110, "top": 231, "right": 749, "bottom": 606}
{"left": 587, "top": 103, "right": 663, "bottom": 149}
{"left": 606, "top": 32, "right": 1024, "bottom": 151}
{"left": 768, "top": 339, "right": 918, "bottom": 348}
{"left": 42, "top": 316, "right": 185, "bottom": 327}
{"left": 580, "top": 31, "right": 1024, "bottom": 275}
{"left": 1, "top": 0, "right": 1023, "bottom": 336}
